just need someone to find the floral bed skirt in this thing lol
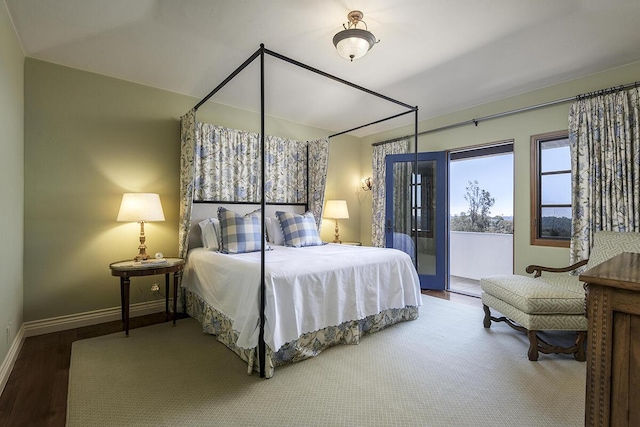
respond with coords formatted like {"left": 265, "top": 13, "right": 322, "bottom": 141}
{"left": 185, "top": 290, "right": 419, "bottom": 378}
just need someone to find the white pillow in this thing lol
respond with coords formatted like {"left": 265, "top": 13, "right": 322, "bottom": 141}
{"left": 198, "top": 218, "right": 221, "bottom": 251}
{"left": 265, "top": 217, "right": 285, "bottom": 245}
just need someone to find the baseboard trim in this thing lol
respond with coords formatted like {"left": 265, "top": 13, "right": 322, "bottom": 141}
{"left": 22, "top": 299, "right": 167, "bottom": 338}
{"left": 0, "top": 324, "right": 25, "bottom": 397}
{"left": 0, "top": 300, "right": 168, "bottom": 397}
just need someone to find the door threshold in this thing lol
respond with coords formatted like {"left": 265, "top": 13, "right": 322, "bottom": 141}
{"left": 447, "top": 289, "right": 481, "bottom": 298}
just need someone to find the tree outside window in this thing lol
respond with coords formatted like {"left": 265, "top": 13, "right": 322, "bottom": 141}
{"left": 450, "top": 180, "right": 513, "bottom": 234}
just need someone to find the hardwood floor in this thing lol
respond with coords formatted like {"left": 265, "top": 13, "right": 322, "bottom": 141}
{"left": 0, "top": 292, "right": 480, "bottom": 426}
{"left": 422, "top": 289, "right": 483, "bottom": 308}
{"left": 0, "top": 312, "right": 173, "bottom": 427}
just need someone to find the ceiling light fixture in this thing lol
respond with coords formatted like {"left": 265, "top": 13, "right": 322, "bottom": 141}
{"left": 332, "top": 10, "right": 378, "bottom": 62}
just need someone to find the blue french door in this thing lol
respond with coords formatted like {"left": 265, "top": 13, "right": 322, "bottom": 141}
{"left": 385, "top": 152, "right": 448, "bottom": 290}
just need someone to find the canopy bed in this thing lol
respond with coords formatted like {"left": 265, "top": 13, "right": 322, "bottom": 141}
{"left": 179, "top": 44, "right": 420, "bottom": 378}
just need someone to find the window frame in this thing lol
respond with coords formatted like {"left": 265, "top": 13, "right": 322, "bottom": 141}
{"left": 530, "top": 130, "right": 571, "bottom": 248}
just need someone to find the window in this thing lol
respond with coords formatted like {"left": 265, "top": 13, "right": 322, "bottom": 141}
{"left": 530, "top": 131, "right": 571, "bottom": 247}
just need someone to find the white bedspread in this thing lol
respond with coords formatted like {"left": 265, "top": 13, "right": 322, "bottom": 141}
{"left": 182, "top": 244, "right": 421, "bottom": 352}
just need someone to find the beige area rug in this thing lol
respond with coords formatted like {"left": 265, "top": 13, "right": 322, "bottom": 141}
{"left": 67, "top": 296, "right": 585, "bottom": 426}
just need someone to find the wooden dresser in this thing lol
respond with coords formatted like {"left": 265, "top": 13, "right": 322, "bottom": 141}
{"left": 580, "top": 252, "right": 640, "bottom": 427}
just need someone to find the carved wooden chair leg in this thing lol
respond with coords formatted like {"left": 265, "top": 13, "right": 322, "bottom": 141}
{"left": 574, "top": 331, "right": 587, "bottom": 362}
{"left": 527, "top": 330, "right": 539, "bottom": 361}
{"left": 483, "top": 304, "right": 492, "bottom": 328}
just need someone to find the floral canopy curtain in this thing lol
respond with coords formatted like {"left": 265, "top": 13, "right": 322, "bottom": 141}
{"left": 178, "top": 109, "right": 196, "bottom": 260}
{"left": 194, "top": 123, "right": 308, "bottom": 203}
{"left": 307, "top": 137, "right": 330, "bottom": 229}
{"left": 371, "top": 138, "right": 410, "bottom": 247}
{"left": 568, "top": 86, "right": 640, "bottom": 264}
{"left": 178, "top": 119, "right": 330, "bottom": 259}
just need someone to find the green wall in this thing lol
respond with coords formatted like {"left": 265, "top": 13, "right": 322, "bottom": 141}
{"left": 18, "top": 38, "right": 640, "bottom": 324}
{"left": 23, "top": 59, "right": 360, "bottom": 321}
{"left": 361, "top": 61, "right": 640, "bottom": 275}
{"left": 0, "top": 3, "right": 24, "bottom": 365}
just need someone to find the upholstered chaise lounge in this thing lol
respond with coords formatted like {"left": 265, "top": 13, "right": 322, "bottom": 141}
{"left": 481, "top": 231, "right": 640, "bottom": 361}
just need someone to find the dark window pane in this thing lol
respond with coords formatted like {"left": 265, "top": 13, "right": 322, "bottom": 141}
{"left": 541, "top": 173, "right": 571, "bottom": 204}
{"left": 540, "top": 207, "right": 572, "bottom": 238}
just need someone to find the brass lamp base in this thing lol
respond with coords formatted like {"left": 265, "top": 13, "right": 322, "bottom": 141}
{"left": 134, "top": 249, "right": 150, "bottom": 261}
{"left": 333, "top": 220, "right": 342, "bottom": 244}
{"left": 134, "top": 220, "right": 150, "bottom": 260}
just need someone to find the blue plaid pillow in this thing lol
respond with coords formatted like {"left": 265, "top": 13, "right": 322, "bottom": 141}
{"left": 275, "top": 211, "right": 324, "bottom": 248}
{"left": 217, "top": 207, "right": 270, "bottom": 254}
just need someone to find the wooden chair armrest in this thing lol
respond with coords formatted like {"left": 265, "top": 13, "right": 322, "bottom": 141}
{"left": 525, "top": 259, "right": 589, "bottom": 278}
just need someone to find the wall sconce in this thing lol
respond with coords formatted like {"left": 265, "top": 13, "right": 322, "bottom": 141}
{"left": 361, "top": 177, "right": 372, "bottom": 191}
{"left": 117, "top": 193, "right": 165, "bottom": 261}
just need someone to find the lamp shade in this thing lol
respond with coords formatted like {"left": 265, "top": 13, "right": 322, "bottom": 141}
{"left": 324, "top": 200, "right": 349, "bottom": 219}
{"left": 117, "top": 193, "right": 165, "bottom": 222}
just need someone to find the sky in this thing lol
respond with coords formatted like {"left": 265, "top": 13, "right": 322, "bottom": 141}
{"left": 449, "top": 154, "right": 514, "bottom": 217}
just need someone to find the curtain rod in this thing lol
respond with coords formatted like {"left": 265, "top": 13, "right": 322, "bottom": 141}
{"left": 372, "top": 80, "right": 640, "bottom": 147}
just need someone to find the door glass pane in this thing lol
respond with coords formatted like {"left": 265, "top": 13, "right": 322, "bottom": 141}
{"left": 392, "top": 160, "right": 436, "bottom": 276}
{"left": 392, "top": 161, "right": 412, "bottom": 239}
{"left": 418, "top": 160, "right": 436, "bottom": 275}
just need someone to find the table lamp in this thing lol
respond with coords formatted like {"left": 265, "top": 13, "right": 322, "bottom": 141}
{"left": 117, "top": 193, "right": 165, "bottom": 261}
{"left": 324, "top": 200, "right": 349, "bottom": 243}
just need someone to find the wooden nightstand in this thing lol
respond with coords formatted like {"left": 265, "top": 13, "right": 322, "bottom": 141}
{"left": 341, "top": 241, "right": 362, "bottom": 246}
{"left": 109, "top": 257, "right": 185, "bottom": 336}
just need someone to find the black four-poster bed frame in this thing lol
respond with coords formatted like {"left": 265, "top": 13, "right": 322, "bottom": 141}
{"left": 189, "top": 44, "right": 419, "bottom": 378}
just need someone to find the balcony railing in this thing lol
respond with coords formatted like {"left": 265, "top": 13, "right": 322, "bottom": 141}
{"left": 449, "top": 231, "right": 513, "bottom": 280}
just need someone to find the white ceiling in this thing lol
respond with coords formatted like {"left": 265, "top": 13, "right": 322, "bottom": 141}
{"left": 6, "top": 0, "right": 640, "bottom": 137}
